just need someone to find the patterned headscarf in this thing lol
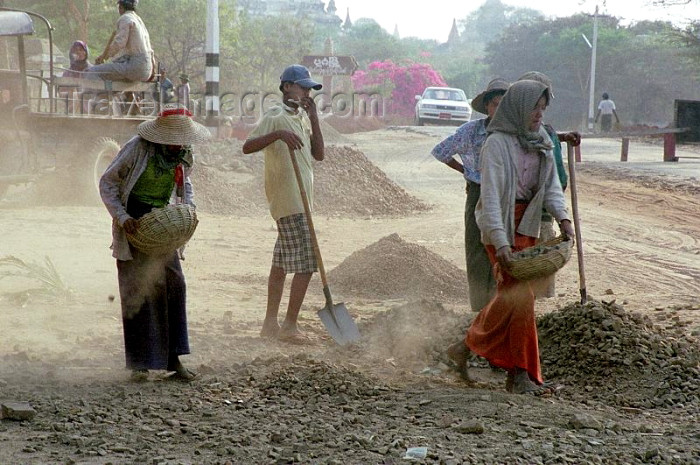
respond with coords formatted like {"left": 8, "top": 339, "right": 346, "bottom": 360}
{"left": 68, "top": 40, "right": 89, "bottom": 72}
{"left": 487, "top": 80, "right": 553, "bottom": 153}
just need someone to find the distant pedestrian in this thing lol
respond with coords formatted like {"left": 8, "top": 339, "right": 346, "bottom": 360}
{"left": 176, "top": 73, "right": 190, "bottom": 108}
{"left": 594, "top": 92, "right": 620, "bottom": 132}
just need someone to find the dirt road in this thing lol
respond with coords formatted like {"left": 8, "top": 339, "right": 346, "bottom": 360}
{"left": 0, "top": 127, "right": 698, "bottom": 464}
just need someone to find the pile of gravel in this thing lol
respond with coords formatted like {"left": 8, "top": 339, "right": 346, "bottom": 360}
{"left": 538, "top": 300, "right": 700, "bottom": 409}
{"left": 252, "top": 355, "right": 391, "bottom": 401}
{"left": 328, "top": 233, "right": 467, "bottom": 302}
{"left": 192, "top": 142, "right": 430, "bottom": 218}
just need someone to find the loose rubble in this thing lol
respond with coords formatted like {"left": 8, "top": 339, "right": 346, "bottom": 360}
{"left": 538, "top": 299, "right": 700, "bottom": 411}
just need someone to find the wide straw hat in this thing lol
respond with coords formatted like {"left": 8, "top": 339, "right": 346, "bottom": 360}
{"left": 471, "top": 78, "right": 510, "bottom": 115}
{"left": 137, "top": 108, "right": 211, "bottom": 145}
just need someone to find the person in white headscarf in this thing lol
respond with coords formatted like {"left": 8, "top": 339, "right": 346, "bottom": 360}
{"left": 453, "top": 80, "right": 574, "bottom": 395}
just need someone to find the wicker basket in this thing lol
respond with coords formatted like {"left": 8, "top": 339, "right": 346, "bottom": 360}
{"left": 505, "top": 235, "right": 572, "bottom": 281}
{"left": 126, "top": 204, "right": 198, "bottom": 256}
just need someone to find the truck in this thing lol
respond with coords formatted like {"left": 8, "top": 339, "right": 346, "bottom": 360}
{"left": 0, "top": 7, "right": 161, "bottom": 202}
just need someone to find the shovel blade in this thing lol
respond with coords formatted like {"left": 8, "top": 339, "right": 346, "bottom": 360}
{"left": 318, "top": 302, "right": 361, "bottom": 346}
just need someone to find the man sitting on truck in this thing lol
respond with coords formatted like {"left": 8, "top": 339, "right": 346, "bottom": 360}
{"left": 86, "top": 0, "right": 155, "bottom": 82}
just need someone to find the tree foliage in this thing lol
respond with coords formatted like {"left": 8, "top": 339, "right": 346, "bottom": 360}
{"left": 2, "top": 0, "right": 699, "bottom": 126}
{"left": 485, "top": 14, "right": 700, "bottom": 128}
{"left": 336, "top": 18, "right": 402, "bottom": 67}
{"left": 230, "top": 13, "right": 313, "bottom": 92}
{"left": 458, "top": 0, "right": 544, "bottom": 56}
{"left": 351, "top": 60, "right": 446, "bottom": 116}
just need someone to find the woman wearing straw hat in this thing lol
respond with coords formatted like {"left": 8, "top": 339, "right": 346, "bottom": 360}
{"left": 432, "top": 78, "right": 509, "bottom": 318}
{"left": 99, "top": 108, "right": 210, "bottom": 382}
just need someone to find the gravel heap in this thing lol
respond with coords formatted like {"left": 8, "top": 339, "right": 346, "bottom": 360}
{"left": 328, "top": 233, "right": 467, "bottom": 302}
{"left": 192, "top": 141, "right": 430, "bottom": 217}
{"left": 252, "top": 355, "right": 390, "bottom": 401}
{"left": 538, "top": 299, "right": 700, "bottom": 409}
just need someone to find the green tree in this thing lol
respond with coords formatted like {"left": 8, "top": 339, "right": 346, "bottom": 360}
{"left": 336, "top": 18, "right": 402, "bottom": 67}
{"left": 667, "top": 21, "right": 700, "bottom": 74}
{"left": 229, "top": 13, "right": 314, "bottom": 92}
{"left": 3, "top": 0, "right": 114, "bottom": 56}
{"left": 459, "top": 0, "right": 543, "bottom": 56}
{"left": 485, "top": 14, "right": 700, "bottom": 128}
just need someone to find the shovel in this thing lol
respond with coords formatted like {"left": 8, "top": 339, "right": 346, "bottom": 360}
{"left": 566, "top": 143, "right": 587, "bottom": 304}
{"left": 288, "top": 146, "right": 361, "bottom": 346}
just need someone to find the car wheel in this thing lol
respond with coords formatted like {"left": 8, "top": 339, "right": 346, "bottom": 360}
{"left": 416, "top": 117, "right": 424, "bottom": 126}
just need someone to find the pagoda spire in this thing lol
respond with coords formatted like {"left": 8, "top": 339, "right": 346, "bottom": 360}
{"left": 327, "top": 0, "right": 337, "bottom": 15}
{"left": 343, "top": 7, "right": 352, "bottom": 29}
{"left": 447, "top": 18, "right": 459, "bottom": 43}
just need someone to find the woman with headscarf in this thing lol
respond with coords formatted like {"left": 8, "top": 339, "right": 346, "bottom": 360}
{"left": 59, "top": 41, "right": 91, "bottom": 111}
{"left": 455, "top": 80, "right": 574, "bottom": 395}
{"left": 63, "top": 40, "right": 91, "bottom": 77}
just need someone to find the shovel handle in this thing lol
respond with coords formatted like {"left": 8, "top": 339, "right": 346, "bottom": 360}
{"left": 566, "top": 143, "right": 587, "bottom": 304}
{"left": 288, "top": 147, "right": 330, "bottom": 293}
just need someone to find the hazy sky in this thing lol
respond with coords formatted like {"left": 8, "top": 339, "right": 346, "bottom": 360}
{"left": 332, "top": 0, "right": 700, "bottom": 42}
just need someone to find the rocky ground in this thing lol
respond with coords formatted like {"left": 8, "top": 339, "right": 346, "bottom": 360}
{"left": 1, "top": 127, "right": 699, "bottom": 464}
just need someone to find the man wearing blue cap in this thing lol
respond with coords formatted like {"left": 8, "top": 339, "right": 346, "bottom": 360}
{"left": 243, "top": 64, "right": 325, "bottom": 343}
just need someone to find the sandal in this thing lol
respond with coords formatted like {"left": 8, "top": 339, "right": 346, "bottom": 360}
{"left": 130, "top": 369, "right": 148, "bottom": 383}
{"left": 165, "top": 367, "right": 197, "bottom": 382}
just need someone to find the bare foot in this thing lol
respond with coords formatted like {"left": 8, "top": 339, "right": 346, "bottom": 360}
{"left": 505, "top": 372, "right": 514, "bottom": 393}
{"left": 446, "top": 341, "right": 471, "bottom": 381}
{"left": 511, "top": 370, "right": 549, "bottom": 396}
{"left": 278, "top": 325, "right": 311, "bottom": 345}
{"left": 260, "top": 319, "right": 281, "bottom": 339}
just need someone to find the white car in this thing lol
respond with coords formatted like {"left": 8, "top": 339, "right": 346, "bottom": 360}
{"left": 414, "top": 87, "right": 472, "bottom": 126}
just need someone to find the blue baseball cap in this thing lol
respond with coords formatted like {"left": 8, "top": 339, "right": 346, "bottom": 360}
{"left": 280, "top": 64, "right": 322, "bottom": 90}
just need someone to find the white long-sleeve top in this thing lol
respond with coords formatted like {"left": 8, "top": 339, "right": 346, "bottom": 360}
{"left": 107, "top": 11, "right": 153, "bottom": 60}
{"left": 475, "top": 131, "right": 570, "bottom": 250}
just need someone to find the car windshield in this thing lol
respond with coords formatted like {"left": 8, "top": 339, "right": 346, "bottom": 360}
{"left": 425, "top": 89, "right": 465, "bottom": 101}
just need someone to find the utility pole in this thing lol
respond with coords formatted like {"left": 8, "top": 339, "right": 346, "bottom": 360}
{"left": 587, "top": 5, "right": 598, "bottom": 130}
{"left": 205, "top": 0, "right": 220, "bottom": 137}
{"left": 322, "top": 37, "right": 333, "bottom": 114}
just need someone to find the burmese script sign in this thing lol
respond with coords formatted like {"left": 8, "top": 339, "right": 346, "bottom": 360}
{"left": 301, "top": 55, "right": 358, "bottom": 76}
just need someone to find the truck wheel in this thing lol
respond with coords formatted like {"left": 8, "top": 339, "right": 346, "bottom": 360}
{"left": 92, "top": 138, "right": 120, "bottom": 196}
{"left": 0, "top": 129, "right": 27, "bottom": 201}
